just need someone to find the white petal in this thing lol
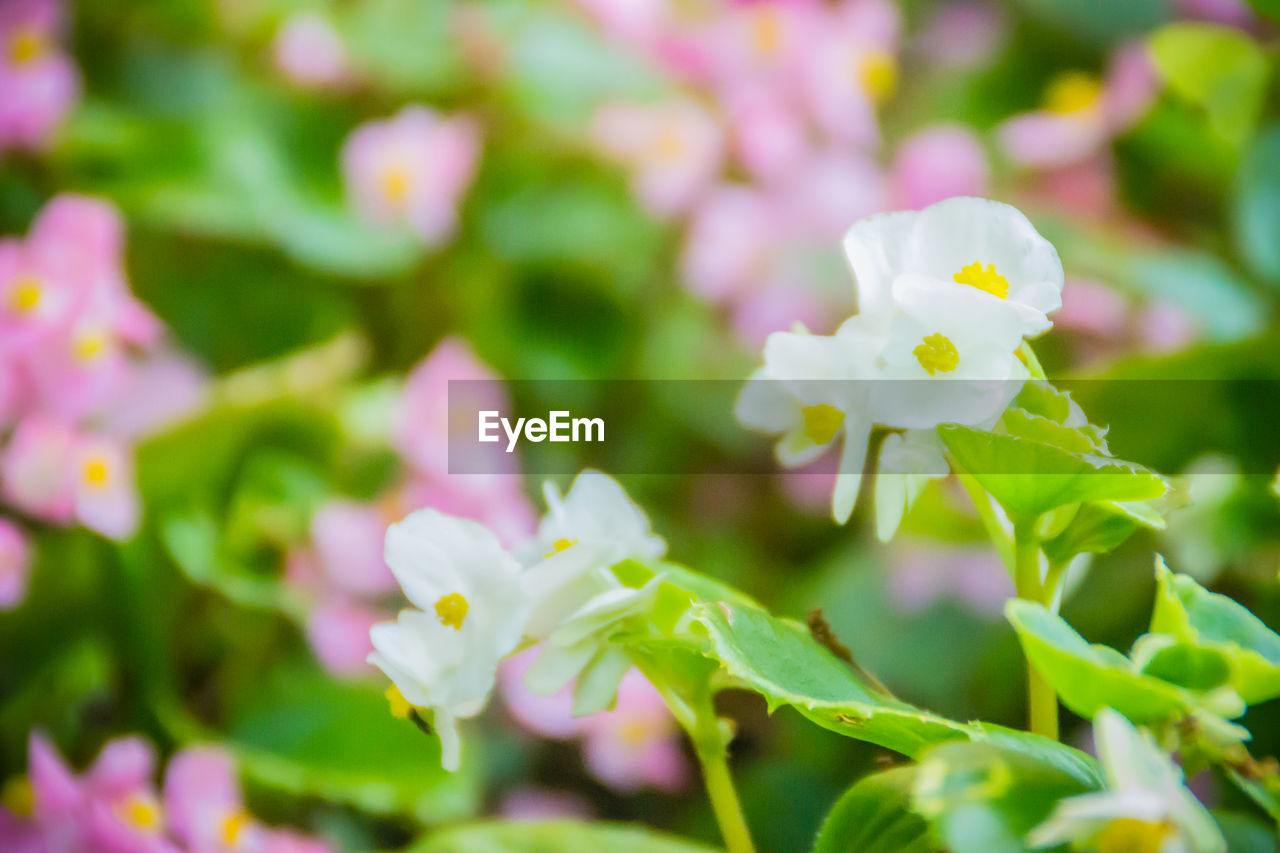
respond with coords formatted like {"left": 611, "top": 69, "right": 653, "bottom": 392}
{"left": 842, "top": 209, "right": 920, "bottom": 316}
{"left": 874, "top": 473, "right": 907, "bottom": 542}
{"left": 434, "top": 709, "right": 462, "bottom": 772}
{"left": 832, "top": 418, "right": 873, "bottom": 524}
{"left": 572, "top": 646, "right": 632, "bottom": 716}
{"left": 735, "top": 368, "right": 800, "bottom": 433}
{"left": 523, "top": 641, "right": 598, "bottom": 696}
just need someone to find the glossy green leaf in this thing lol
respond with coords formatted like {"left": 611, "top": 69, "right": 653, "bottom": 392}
{"left": 1234, "top": 126, "right": 1280, "bottom": 284}
{"left": 939, "top": 425, "right": 1167, "bottom": 521}
{"left": 811, "top": 767, "right": 937, "bottom": 853}
{"left": 408, "top": 821, "right": 720, "bottom": 852}
{"left": 1040, "top": 502, "right": 1150, "bottom": 565}
{"left": 1151, "top": 558, "right": 1280, "bottom": 703}
{"left": 1149, "top": 23, "right": 1269, "bottom": 145}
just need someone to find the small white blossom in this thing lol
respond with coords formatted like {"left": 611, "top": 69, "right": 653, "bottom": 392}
{"left": 368, "top": 509, "right": 530, "bottom": 770}
{"left": 873, "top": 430, "right": 948, "bottom": 542}
{"left": 1027, "top": 708, "right": 1226, "bottom": 853}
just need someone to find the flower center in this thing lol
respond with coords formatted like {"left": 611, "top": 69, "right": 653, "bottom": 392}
{"left": 219, "top": 809, "right": 252, "bottom": 847}
{"left": 6, "top": 276, "right": 43, "bottom": 315}
{"left": 1095, "top": 818, "right": 1173, "bottom": 853}
{"left": 543, "top": 537, "right": 578, "bottom": 558}
{"left": 1043, "top": 71, "right": 1102, "bottom": 115}
{"left": 119, "top": 794, "right": 162, "bottom": 833}
{"left": 858, "top": 50, "right": 898, "bottom": 104}
{"left": 8, "top": 27, "right": 46, "bottom": 66}
{"left": 380, "top": 166, "right": 411, "bottom": 205}
{"left": 618, "top": 718, "right": 655, "bottom": 746}
{"left": 82, "top": 457, "right": 110, "bottom": 488}
{"left": 953, "top": 261, "right": 1009, "bottom": 298}
{"left": 913, "top": 333, "right": 959, "bottom": 375}
{"left": 434, "top": 592, "right": 469, "bottom": 630}
{"left": 386, "top": 684, "right": 415, "bottom": 719}
{"left": 1, "top": 776, "right": 33, "bottom": 817}
{"left": 650, "top": 127, "right": 686, "bottom": 162}
{"left": 72, "top": 330, "right": 109, "bottom": 363}
{"left": 801, "top": 404, "right": 845, "bottom": 445}
{"left": 749, "top": 8, "right": 783, "bottom": 58}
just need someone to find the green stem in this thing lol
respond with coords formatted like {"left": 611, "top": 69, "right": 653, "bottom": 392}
{"left": 1013, "top": 520, "right": 1058, "bottom": 741}
{"left": 691, "top": 711, "right": 755, "bottom": 853}
{"left": 951, "top": 464, "right": 1014, "bottom": 573}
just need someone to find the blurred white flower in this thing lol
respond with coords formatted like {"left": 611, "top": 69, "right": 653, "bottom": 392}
{"left": 1027, "top": 708, "right": 1226, "bottom": 853}
{"left": 872, "top": 430, "right": 947, "bottom": 542}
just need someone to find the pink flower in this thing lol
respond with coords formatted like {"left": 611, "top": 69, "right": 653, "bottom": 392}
{"left": 1054, "top": 278, "right": 1129, "bottom": 338}
{"left": 591, "top": 99, "right": 723, "bottom": 218}
{"left": 890, "top": 125, "right": 989, "bottom": 210}
{"left": 729, "top": 278, "right": 826, "bottom": 347}
{"left": 701, "top": 2, "right": 817, "bottom": 92}
{"left": 1138, "top": 301, "right": 1198, "bottom": 353}
{"left": 799, "top": 0, "right": 900, "bottom": 148}
{"left": 500, "top": 646, "right": 589, "bottom": 739}
{"left": 306, "top": 596, "right": 381, "bottom": 677}
{"left": 499, "top": 788, "right": 593, "bottom": 820}
{"left": 95, "top": 352, "right": 208, "bottom": 439}
{"left": 0, "top": 0, "right": 80, "bottom": 151}
{"left": 341, "top": 106, "right": 481, "bottom": 245}
{"left": 914, "top": 1, "right": 1007, "bottom": 70}
{"left": 579, "top": 670, "right": 688, "bottom": 793}
{"left": 574, "top": 0, "right": 673, "bottom": 44}
{"left": 401, "top": 475, "right": 535, "bottom": 549}
{"left": 997, "top": 44, "right": 1156, "bottom": 170}
{"left": 71, "top": 433, "right": 139, "bottom": 540}
{"left": 780, "top": 149, "right": 885, "bottom": 239}
{"left": 722, "top": 85, "right": 810, "bottom": 184}
{"left": 679, "top": 185, "right": 776, "bottom": 303}
{"left": 0, "top": 415, "right": 75, "bottom": 523}
{"left": 309, "top": 500, "right": 396, "bottom": 595}
{"left": 273, "top": 13, "right": 350, "bottom": 88}
{"left": 888, "top": 545, "right": 1011, "bottom": 616}
{"left": 0, "top": 518, "right": 31, "bottom": 609}
{"left": 1173, "top": 0, "right": 1256, "bottom": 26}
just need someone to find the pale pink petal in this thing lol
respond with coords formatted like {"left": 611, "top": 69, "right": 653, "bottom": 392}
{"left": 0, "top": 518, "right": 31, "bottom": 609}
{"left": 306, "top": 597, "right": 381, "bottom": 677}
{"left": 891, "top": 125, "right": 989, "bottom": 210}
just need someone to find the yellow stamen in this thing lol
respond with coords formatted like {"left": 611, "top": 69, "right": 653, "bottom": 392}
{"left": 1043, "top": 71, "right": 1102, "bottom": 115}
{"left": 6, "top": 276, "right": 42, "bottom": 315}
{"left": 1, "top": 776, "right": 33, "bottom": 817}
{"left": 801, "top": 404, "right": 845, "bottom": 446}
{"left": 380, "top": 166, "right": 411, "bottom": 205}
{"left": 749, "top": 7, "right": 783, "bottom": 57}
{"left": 1095, "top": 818, "right": 1173, "bottom": 853}
{"left": 650, "top": 127, "right": 686, "bottom": 162}
{"left": 386, "top": 685, "right": 414, "bottom": 720}
{"left": 859, "top": 50, "right": 898, "bottom": 104}
{"left": 953, "top": 261, "right": 1009, "bottom": 299}
{"left": 82, "top": 457, "right": 110, "bottom": 488}
{"left": 119, "top": 795, "right": 162, "bottom": 832}
{"left": 544, "top": 537, "right": 578, "bottom": 558}
{"left": 914, "top": 333, "right": 959, "bottom": 375}
{"left": 618, "top": 718, "right": 654, "bottom": 746}
{"left": 434, "top": 592, "right": 469, "bottom": 630}
{"left": 8, "top": 27, "right": 46, "bottom": 66}
{"left": 219, "top": 809, "right": 252, "bottom": 847}
{"left": 72, "top": 331, "right": 108, "bottom": 363}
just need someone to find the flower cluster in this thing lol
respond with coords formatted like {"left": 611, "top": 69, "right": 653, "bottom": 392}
{"left": 369, "top": 470, "right": 664, "bottom": 771}
{"left": 0, "top": 0, "right": 79, "bottom": 153}
{"left": 737, "top": 196, "right": 1064, "bottom": 527}
{"left": 0, "top": 734, "right": 331, "bottom": 853}
{"left": 0, "top": 195, "right": 204, "bottom": 607}
{"left": 580, "top": 0, "right": 990, "bottom": 346}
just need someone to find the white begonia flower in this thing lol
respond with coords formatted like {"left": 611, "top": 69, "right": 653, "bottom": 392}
{"left": 842, "top": 196, "right": 1065, "bottom": 338}
{"left": 1027, "top": 708, "right": 1226, "bottom": 853}
{"left": 873, "top": 430, "right": 948, "bottom": 542}
{"left": 518, "top": 470, "right": 667, "bottom": 715}
{"left": 368, "top": 509, "right": 530, "bottom": 771}
{"left": 735, "top": 317, "right": 885, "bottom": 524}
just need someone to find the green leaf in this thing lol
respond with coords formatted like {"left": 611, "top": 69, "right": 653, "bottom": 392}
{"left": 1149, "top": 23, "right": 1269, "bottom": 145}
{"left": 1234, "top": 126, "right": 1280, "bottom": 284}
{"left": 1151, "top": 558, "right": 1280, "bottom": 704}
{"left": 999, "top": 408, "right": 1100, "bottom": 455}
{"left": 1040, "top": 502, "right": 1147, "bottom": 565}
{"left": 408, "top": 821, "right": 720, "bottom": 853}
{"left": 225, "top": 663, "right": 480, "bottom": 821}
{"left": 1242, "top": 0, "right": 1280, "bottom": 21}
{"left": 1021, "top": 0, "right": 1169, "bottom": 46}
{"left": 1134, "top": 638, "right": 1234, "bottom": 692}
{"left": 939, "top": 425, "right": 1167, "bottom": 521}
{"left": 694, "top": 602, "right": 1102, "bottom": 788}
{"left": 1006, "top": 600, "right": 1208, "bottom": 723}
{"left": 812, "top": 767, "right": 937, "bottom": 853}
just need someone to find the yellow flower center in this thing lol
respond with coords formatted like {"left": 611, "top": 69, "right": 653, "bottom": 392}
{"left": 434, "top": 592, "right": 469, "bottom": 630}
{"left": 8, "top": 27, "right": 46, "bottom": 66}
{"left": 6, "top": 276, "right": 43, "bottom": 314}
{"left": 801, "top": 404, "right": 845, "bottom": 446}
{"left": 82, "top": 456, "right": 110, "bottom": 488}
{"left": 219, "top": 809, "right": 252, "bottom": 847}
{"left": 543, "top": 537, "right": 578, "bottom": 558}
{"left": 119, "top": 794, "right": 162, "bottom": 833}
{"left": 386, "top": 684, "right": 415, "bottom": 719}
{"left": 1, "top": 776, "right": 33, "bottom": 817}
{"left": 1043, "top": 71, "right": 1103, "bottom": 115}
{"left": 858, "top": 50, "right": 898, "bottom": 104}
{"left": 380, "top": 166, "right": 411, "bottom": 205}
{"left": 618, "top": 718, "right": 655, "bottom": 746}
{"left": 749, "top": 8, "right": 783, "bottom": 58}
{"left": 650, "top": 127, "right": 686, "bottom": 162}
{"left": 913, "top": 333, "right": 959, "bottom": 375}
{"left": 953, "top": 261, "right": 1009, "bottom": 299}
{"left": 72, "top": 330, "right": 109, "bottom": 363}
{"left": 1095, "top": 818, "right": 1173, "bottom": 853}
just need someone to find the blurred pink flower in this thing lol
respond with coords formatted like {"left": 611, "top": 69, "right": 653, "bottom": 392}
{"left": 0, "top": 0, "right": 80, "bottom": 151}
{"left": 701, "top": 2, "right": 817, "bottom": 92}
{"left": 342, "top": 106, "right": 481, "bottom": 245}
{"left": 890, "top": 125, "right": 988, "bottom": 210}
{"left": 591, "top": 99, "right": 723, "bottom": 218}
{"left": 1173, "top": 0, "right": 1255, "bottom": 26}
{"left": 889, "top": 545, "right": 1011, "bottom": 616}
{"left": 500, "top": 646, "right": 589, "bottom": 739}
{"left": 1138, "top": 301, "right": 1198, "bottom": 353}
{"left": 306, "top": 596, "right": 381, "bottom": 677}
{"left": 1054, "top": 278, "right": 1129, "bottom": 338}
{"left": 799, "top": 0, "right": 899, "bottom": 148}
{"left": 915, "top": 2, "right": 1007, "bottom": 70}
{"left": 730, "top": 278, "right": 826, "bottom": 347}
{"left": 723, "top": 85, "right": 810, "bottom": 184}
{"left": 95, "top": 352, "right": 208, "bottom": 439}
{"left": 402, "top": 474, "right": 536, "bottom": 549}
{"left": 782, "top": 149, "right": 885, "bottom": 238}
{"left": 997, "top": 45, "right": 1156, "bottom": 170}
{"left": 679, "top": 185, "right": 775, "bottom": 303}
{"left": 0, "top": 414, "right": 75, "bottom": 523}
{"left": 0, "top": 518, "right": 31, "bottom": 609}
{"left": 579, "top": 670, "right": 688, "bottom": 793}
{"left": 273, "top": 13, "right": 350, "bottom": 88}
{"left": 309, "top": 500, "right": 396, "bottom": 595}
{"left": 499, "top": 787, "right": 593, "bottom": 820}
{"left": 574, "top": 0, "right": 673, "bottom": 44}
{"left": 71, "top": 433, "right": 139, "bottom": 540}
{"left": 165, "top": 747, "right": 332, "bottom": 853}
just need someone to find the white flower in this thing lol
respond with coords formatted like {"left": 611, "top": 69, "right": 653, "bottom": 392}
{"left": 873, "top": 430, "right": 948, "bottom": 542}
{"left": 842, "top": 196, "right": 1064, "bottom": 337}
{"left": 518, "top": 471, "right": 666, "bottom": 714}
{"left": 1027, "top": 708, "right": 1226, "bottom": 853}
{"left": 369, "top": 509, "right": 530, "bottom": 770}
